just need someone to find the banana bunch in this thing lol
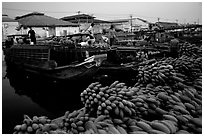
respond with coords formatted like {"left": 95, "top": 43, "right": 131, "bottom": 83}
{"left": 59, "top": 37, "right": 74, "bottom": 46}
{"left": 80, "top": 81, "right": 137, "bottom": 120}
{"left": 128, "top": 119, "right": 178, "bottom": 134}
{"left": 83, "top": 116, "right": 129, "bottom": 134}
{"left": 164, "top": 55, "right": 202, "bottom": 89}
{"left": 137, "top": 60, "right": 180, "bottom": 86}
{"left": 171, "top": 56, "right": 201, "bottom": 81}
{"left": 179, "top": 42, "right": 202, "bottom": 58}
{"left": 135, "top": 51, "right": 148, "bottom": 62}
{"left": 13, "top": 115, "right": 62, "bottom": 134}
{"left": 61, "top": 108, "right": 91, "bottom": 134}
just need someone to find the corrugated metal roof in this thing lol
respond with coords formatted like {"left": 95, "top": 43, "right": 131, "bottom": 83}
{"left": 61, "top": 14, "right": 110, "bottom": 24}
{"left": 109, "top": 19, "right": 131, "bottom": 23}
{"left": 16, "top": 12, "right": 78, "bottom": 27}
{"left": 155, "top": 22, "right": 178, "bottom": 29}
{"left": 62, "top": 18, "right": 111, "bottom": 24}
{"left": 61, "top": 14, "right": 95, "bottom": 20}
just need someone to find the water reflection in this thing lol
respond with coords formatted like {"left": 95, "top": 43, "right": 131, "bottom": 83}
{"left": 5, "top": 65, "right": 93, "bottom": 115}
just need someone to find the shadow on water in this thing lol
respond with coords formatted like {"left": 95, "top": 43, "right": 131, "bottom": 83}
{"left": 5, "top": 64, "right": 137, "bottom": 113}
{"left": 5, "top": 65, "right": 95, "bottom": 115}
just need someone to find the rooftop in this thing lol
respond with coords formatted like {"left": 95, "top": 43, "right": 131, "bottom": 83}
{"left": 61, "top": 14, "right": 95, "bottom": 21}
{"left": 61, "top": 14, "right": 111, "bottom": 24}
{"left": 2, "top": 14, "right": 18, "bottom": 22}
{"left": 16, "top": 12, "right": 78, "bottom": 27}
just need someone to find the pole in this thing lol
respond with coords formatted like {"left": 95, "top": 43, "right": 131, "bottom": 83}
{"left": 77, "top": 11, "right": 81, "bottom": 31}
{"left": 130, "top": 15, "right": 132, "bottom": 33}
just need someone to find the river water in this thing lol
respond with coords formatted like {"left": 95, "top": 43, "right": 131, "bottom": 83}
{"left": 2, "top": 60, "right": 94, "bottom": 134}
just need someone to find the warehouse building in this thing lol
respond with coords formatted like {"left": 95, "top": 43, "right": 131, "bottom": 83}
{"left": 15, "top": 12, "right": 79, "bottom": 38}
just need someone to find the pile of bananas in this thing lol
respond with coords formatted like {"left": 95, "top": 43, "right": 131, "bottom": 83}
{"left": 80, "top": 81, "right": 136, "bottom": 119}
{"left": 135, "top": 51, "right": 148, "bottom": 62}
{"left": 137, "top": 60, "right": 182, "bottom": 86}
{"left": 59, "top": 108, "right": 91, "bottom": 134}
{"left": 179, "top": 42, "right": 202, "bottom": 58}
{"left": 77, "top": 81, "right": 202, "bottom": 134}
{"left": 13, "top": 79, "right": 202, "bottom": 134}
{"left": 13, "top": 115, "right": 65, "bottom": 134}
{"left": 59, "top": 38, "right": 74, "bottom": 46}
{"left": 165, "top": 55, "right": 202, "bottom": 86}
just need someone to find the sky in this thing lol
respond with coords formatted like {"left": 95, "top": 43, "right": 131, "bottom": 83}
{"left": 2, "top": 2, "right": 202, "bottom": 24}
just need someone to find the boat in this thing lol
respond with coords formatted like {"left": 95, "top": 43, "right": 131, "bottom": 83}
{"left": 4, "top": 34, "right": 108, "bottom": 81}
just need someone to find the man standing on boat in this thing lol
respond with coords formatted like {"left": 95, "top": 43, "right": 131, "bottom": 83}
{"left": 108, "top": 25, "right": 118, "bottom": 46}
{"left": 82, "top": 23, "right": 96, "bottom": 46}
{"left": 28, "top": 27, "right": 36, "bottom": 45}
{"left": 169, "top": 34, "right": 180, "bottom": 58}
{"left": 87, "top": 23, "right": 95, "bottom": 35}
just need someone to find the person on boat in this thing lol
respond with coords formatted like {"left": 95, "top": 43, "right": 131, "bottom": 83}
{"left": 28, "top": 27, "right": 36, "bottom": 44}
{"left": 101, "top": 29, "right": 109, "bottom": 43}
{"left": 169, "top": 34, "right": 180, "bottom": 58}
{"left": 79, "top": 34, "right": 96, "bottom": 47}
{"left": 86, "top": 23, "right": 96, "bottom": 45}
{"left": 80, "top": 23, "right": 96, "bottom": 46}
{"left": 87, "top": 23, "right": 95, "bottom": 35}
{"left": 108, "top": 25, "right": 118, "bottom": 46}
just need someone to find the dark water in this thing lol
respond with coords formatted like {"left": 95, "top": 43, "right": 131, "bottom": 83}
{"left": 2, "top": 61, "right": 95, "bottom": 134}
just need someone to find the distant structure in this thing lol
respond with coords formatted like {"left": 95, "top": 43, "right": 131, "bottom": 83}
{"left": 155, "top": 22, "right": 179, "bottom": 30}
{"left": 61, "top": 14, "right": 111, "bottom": 33}
{"left": 2, "top": 14, "right": 19, "bottom": 42}
{"left": 15, "top": 12, "right": 79, "bottom": 37}
{"left": 109, "top": 18, "right": 150, "bottom": 32}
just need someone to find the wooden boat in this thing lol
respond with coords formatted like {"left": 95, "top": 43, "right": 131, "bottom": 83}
{"left": 4, "top": 44, "right": 108, "bottom": 81}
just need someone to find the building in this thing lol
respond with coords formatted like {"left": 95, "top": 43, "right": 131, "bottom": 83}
{"left": 155, "top": 22, "right": 179, "bottom": 30}
{"left": 15, "top": 12, "right": 79, "bottom": 38}
{"left": 109, "top": 18, "right": 149, "bottom": 32}
{"left": 2, "top": 14, "right": 19, "bottom": 42}
{"left": 61, "top": 14, "right": 111, "bottom": 33}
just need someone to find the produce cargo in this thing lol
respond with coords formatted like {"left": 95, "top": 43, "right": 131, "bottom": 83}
{"left": 13, "top": 42, "right": 202, "bottom": 134}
